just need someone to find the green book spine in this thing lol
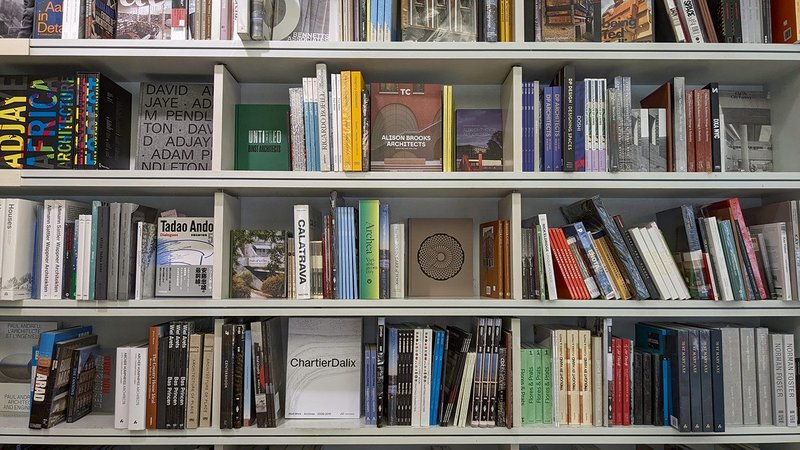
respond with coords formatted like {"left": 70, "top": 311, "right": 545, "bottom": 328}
{"left": 533, "top": 347, "right": 543, "bottom": 424}
{"left": 359, "top": 200, "right": 380, "bottom": 299}
{"left": 719, "top": 220, "right": 746, "bottom": 301}
{"left": 88, "top": 200, "right": 101, "bottom": 300}
{"left": 525, "top": 348, "right": 536, "bottom": 425}
{"left": 536, "top": 225, "right": 546, "bottom": 300}
{"left": 234, "top": 104, "right": 291, "bottom": 171}
{"left": 520, "top": 347, "right": 529, "bottom": 425}
{"left": 541, "top": 346, "right": 553, "bottom": 424}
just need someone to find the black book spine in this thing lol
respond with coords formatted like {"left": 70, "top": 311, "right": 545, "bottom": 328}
{"left": 233, "top": 324, "right": 245, "bottom": 428}
{"left": 437, "top": 330, "right": 453, "bottom": 426}
{"left": 761, "top": 0, "right": 771, "bottom": 42}
{"left": 62, "top": 223, "right": 75, "bottom": 299}
{"left": 261, "top": 320, "right": 275, "bottom": 428}
{"left": 653, "top": 353, "right": 663, "bottom": 426}
{"left": 731, "top": 0, "right": 743, "bottom": 42}
{"left": 398, "top": 328, "right": 409, "bottom": 426}
{"left": 642, "top": 351, "right": 653, "bottom": 425}
{"left": 523, "top": 0, "right": 535, "bottom": 41}
{"left": 703, "top": 83, "right": 722, "bottom": 172}
{"left": 708, "top": 328, "right": 725, "bottom": 432}
{"left": 471, "top": 319, "right": 485, "bottom": 426}
{"left": 156, "top": 334, "right": 169, "bottom": 429}
{"left": 220, "top": 324, "right": 233, "bottom": 429}
{"left": 687, "top": 328, "right": 703, "bottom": 432}
{"left": 697, "top": 328, "right": 714, "bottom": 432}
{"left": 95, "top": 205, "right": 109, "bottom": 299}
{"left": 633, "top": 350, "right": 643, "bottom": 425}
{"left": 177, "top": 322, "right": 190, "bottom": 429}
{"left": 165, "top": 323, "right": 176, "bottom": 429}
{"left": 376, "top": 319, "right": 385, "bottom": 427}
{"left": 561, "top": 65, "right": 575, "bottom": 172}
{"left": 96, "top": 74, "right": 132, "bottom": 170}
{"left": 387, "top": 327, "right": 398, "bottom": 426}
{"left": 404, "top": 329, "right": 414, "bottom": 426}
{"left": 668, "top": 328, "right": 691, "bottom": 432}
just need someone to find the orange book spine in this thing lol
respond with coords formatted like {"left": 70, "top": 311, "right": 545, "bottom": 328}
{"left": 341, "top": 71, "right": 353, "bottom": 172}
{"left": 145, "top": 326, "right": 160, "bottom": 429}
{"left": 351, "top": 71, "right": 363, "bottom": 172}
{"left": 772, "top": 1, "right": 800, "bottom": 43}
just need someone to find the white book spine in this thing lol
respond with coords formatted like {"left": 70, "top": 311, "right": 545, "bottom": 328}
{"left": 648, "top": 224, "right": 690, "bottom": 299}
{"left": 420, "top": 328, "right": 432, "bottom": 428}
{"left": 235, "top": 0, "right": 250, "bottom": 39}
{"left": 411, "top": 328, "right": 422, "bottom": 428}
{"left": 75, "top": 218, "right": 84, "bottom": 301}
{"left": 389, "top": 224, "right": 405, "bottom": 299}
{"left": 631, "top": 227, "right": 672, "bottom": 300}
{"left": 676, "top": 0, "right": 705, "bottom": 42}
{"left": 706, "top": 217, "right": 734, "bottom": 300}
{"left": 785, "top": 334, "right": 797, "bottom": 427}
{"left": 134, "top": 223, "right": 144, "bottom": 300}
{"left": 598, "top": 79, "right": 608, "bottom": 172}
{"left": 580, "top": 330, "right": 592, "bottom": 426}
{"left": 0, "top": 200, "right": 8, "bottom": 299}
{"left": 591, "top": 335, "right": 602, "bottom": 427}
{"left": 128, "top": 346, "right": 147, "bottom": 430}
{"left": 771, "top": 333, "right": 787, "bottom": 426}
{"left": 538, "top": 214, "right": 557, "bottom": 300}
{"left": 294, "top": 205, "right": 312, "bottom": 299}
{"left": 50, "top": 201, "right": 65, "bottom": 299}
{"left": 114, "top": 346, "right": 130, "bottom": 429}
{"left": 781, "top": 224, "right": 793, "bottom": 300}
{"left": 317, "top": 64, "right": 331, "bottom": 172}
{"left": 82, "top": 215, "right": 92, "bottom": 301}
{"left": 329, "top": 74, "right": 338, "bottom": 172}
{"left": 1, "top": 200, "right": 36, "bottom": 300}
{"left": 60, "top": 0, "right": 78, "bottom": 39}
{"left": 336, "top": 74, "right": 344, "bottom": 172}
{"left": 755, "top": 327, "right": 773, "bottom": 425}
{"left": 791, "top": 201, "right": 800, "bottom": 300}
{"left": 663, "top": 0, "right": 687, "bottom": 42}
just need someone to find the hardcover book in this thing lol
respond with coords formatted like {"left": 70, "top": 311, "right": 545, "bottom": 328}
{"left": 84, "top": 0, "right": 116, "bottom": 38}
{"left": 234, "top": 104, "right": 290, "bottom": 170}
{"left": 230, "top": 230, "right": 287, "bottom": 299}
{"left": 408, "top": 218, "right": 474, "bottom": 298}
{"left": 116, "top": 0, "right": 170, "bottom": 38}
{"left": 719, "top": 89, "right": 772, "bottom": 172}
{"left": 540, "top": 0, "right": 654, "bottom": 42}
{"left": 285, "top": 317, "right": 362, "bottom": 418}
{"left": 33, "top": 0, "right": 64, "bottom": 38}
{"left": 21, "top": 77, "right": 77, "bottom": 169}
{"left": 74, "top": 72, "right": 132, "bottom": 169}
{"left": 156, "top": 217, "right": 214, "bottom": 297}
{"left": 136, "top": 83, "right": 213, "bottom": 170}
{"left": 273, "top": 0, "right": 335, "bottom": 41}
{"left": 0, "top": 0, "right": 30, "bottom": 37}
{"left": 0, "top": 76, "right": 29, "bottom": 169}
{"left": 400, "top": 0, "right": 478, "bottom": 42}
{"left": 370, "top": 83, "right": 443, "bottom": 172}
{"left": 0, "top": 321, "right": 59, "bottom": 413}
{"left": 134, "top": 222, "right": 157, "bottom": 300}
{"left": 455, "top": 109, "right": 503, "bottom": 172}
{"left": 66, "top": 344, "right": 100, "bottom": 422}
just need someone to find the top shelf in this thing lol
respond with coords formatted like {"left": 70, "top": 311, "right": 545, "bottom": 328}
{"left": 2, "top": 40, "right": 797, "bottom": 84}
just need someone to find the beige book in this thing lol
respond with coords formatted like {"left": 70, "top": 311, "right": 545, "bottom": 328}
{"left": 592, "top": 335, "right": 603, "bottom": 426}
{"left": 567, "top": 329, "right": 580, "bottom": 425}
{"left": 185, "top": 333, "right": 203, "bottom": 429}
{"left": 579, "top": 329, "right": 592, "bottom": 426}
{"left": 198, "top": 333, "right": 214, "bottom": 427}
{"left": 556, "top": 329, "right": 569, "bottom": 425}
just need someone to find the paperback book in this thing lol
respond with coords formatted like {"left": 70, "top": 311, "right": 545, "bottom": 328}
{"left": 155, "top": 217, "right": 214, "bottom": 297}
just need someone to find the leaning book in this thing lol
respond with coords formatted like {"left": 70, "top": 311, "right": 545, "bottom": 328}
{"left": 156, "top": 217, "right": 214, "bottom": 297}
{"left": 0, "top": 321, "right": 59, "bottom": 413}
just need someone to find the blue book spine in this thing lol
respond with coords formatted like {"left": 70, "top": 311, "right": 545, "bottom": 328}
{"left": 311, "top": 101, "right": 320, "bottom": 171}
{"left": 523, "top": 82, "right": 531, "bottom": 172}
{"left": 387, "top": 327, "right": 399, "bottom": 425}
{"left": 553, "top": 87, "right": 562, "bottom": 171}
{"left": 564, "top": 221, "right": 616, "bottom": 299}
{"left": 350, "top": 207, "right": 358, "bottom": 298}
{"left": 30, "top": 345, "right": 38, "bottom": 409}
{"left": 303, "top": 95, "right": 313, "bottom": 171}
{"left": 635, "top": 323, "right": 670, "bottom": 353}
{"left": 543, "top": 87, "right": 553, "bottom": 171}
{"left": 379, "top": 203, "right": 390, "bottom": 299}
{"left": 719, "top": 220, "right": 746, "bottom": 300}
{"left": 663, "top": 358, "right": 671, "bottom": 425}
{"left": 334, "top": 207, "right": 342, "bottom": 299}
{"left": 345, "top": 207, "right": 354, "bottom": 299}
{"left": 370, "top": 0, "right": 379, "bottom": 40}
{"left": 244, "top": 330, "right": 252, "bottom": 424}
{"left": 429, "top": 330, "right": 443, "bottom": 425}
{"left": 575, "top": 80, "right": 586, "bottom": 172}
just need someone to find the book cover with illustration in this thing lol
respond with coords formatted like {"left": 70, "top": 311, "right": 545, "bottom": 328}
{"left": 0, "top": 76, "right": 28, "bottom": 169}
{"left": 116, "top": 0, "right": 170, "bottom": 39}
{"left": 84, "top": 0, "right": 117, "bottom": 39}
{"left": 285, "top": 317, "right": 362, "bottom": 418}
{"left": 455, "top": 109, "right": 503, "bottom": 172}
{"left": 369, "top": 83, "right": 443, "bottom": 172}
{"left": 136, "top": 82, "right": 213, "bottom": 170}
{"left": 541, "top": 0, "right": 653, "bottom": 42}
{"left": 408, "top": 218, "right": 474, "bottom": 298}
{"left": 156, "top": 217, "right": 214, "bottom": 297}
{"left": 234, "top": 104, "right": 290, "bottom": 170}
{"left": 400, "top": 0, "right": 477, "bottom": 42}
{"left": 230, "top": 230, "right": 287, "bottom": 299}
{"left": 0, "top": 321, "right": 60, "bottom": 413}
{"left": 719, "top": 89, "right": 772, "bottom": 172}
{"left": 273, "top": 0, "right": 334, "bottom": 41}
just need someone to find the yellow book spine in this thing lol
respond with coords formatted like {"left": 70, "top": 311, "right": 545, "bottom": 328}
{"left": 442, "top": 86, "right": 449, "bottom": 172}
{"left": 499, "top": 1, "right": 507, "bottom": 41}
{"left": 341, "top": 71, "right": 353, "bottom": 172}
{"left": 351, "top": 71, "right": 363, "bottom": 172}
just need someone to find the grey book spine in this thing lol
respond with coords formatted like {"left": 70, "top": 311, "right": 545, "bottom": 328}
{"left": 722, "top": 327, "right": 743, "bottom": 425}
{"left": 106, "top": 203, "right": 121, "bottom": 300}
{"left": 687, "top": 328, "right": 702, "bottom": 432}
{"left": 697, "top": 328, "right": 714, "bottom": 431}
{"left": 288, "top": 87, "right": 307, "bottom": 171}
{"left": 672, "top": 77, "right": 687, "bottom": 172}
{"left": 771, "top": 332, "right": 787, "bottom": 426}
{"left": 785, "top": 334, "right": 797, "bottom": 426}
{"left": 755, "top": 327, "right": 773, "bottom": 425}
{"left": 95, "top": 205, "right": 110, "bottom": 300}
{"left": 116, "top": 204, "right": 135, "bottom": 301}
{"left": 740, "top": 327, "right": 758, "bottom": 425}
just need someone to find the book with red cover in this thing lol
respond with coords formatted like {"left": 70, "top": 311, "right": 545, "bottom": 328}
{"left": 695, "top": 89, "right": 712, "bottom": 173}
{"left": 685, "top": 90, "right": 696, "bottom": 172}
{"left": 622, "top": 338, "right": 631, "bottom": 426}
{"left": 613, "top": 337, "right": 622, "bottom": 425}
{"left": 702, "top": 198, "right": 767, "bottom": 299}
{"left": 640, "top": 82, "right": 674, "bottom": 172}
{"left": 549, "top": 228, "right": 590, "bottom": 299}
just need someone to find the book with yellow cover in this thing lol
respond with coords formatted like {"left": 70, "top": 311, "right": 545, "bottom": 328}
{"left": 341, "top": 71, "right": 353, "bottom": 172}
{"left": 351, "top": 71, "right": 364, "bottom": 172}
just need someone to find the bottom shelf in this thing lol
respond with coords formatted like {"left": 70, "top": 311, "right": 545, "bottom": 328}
{"left": 3, "top": 414, "right": 800, "bottom": 445}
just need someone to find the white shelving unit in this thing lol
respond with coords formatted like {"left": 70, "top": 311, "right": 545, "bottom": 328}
{"left": 2, "top": 33, "right": 800, "bottom": 449}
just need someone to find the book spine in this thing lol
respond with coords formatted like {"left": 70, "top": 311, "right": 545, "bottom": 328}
{"left": 52, "top": 202, "right": 66, "bottom": 299}
{"left": 114, "top": 346, "right": 130, "bottom": 429}
{"left": 543, "top": 87, "right": 553, "bottom": 171}
{"left": 785, "top": 334, "right": 797, "bottom": 427}
{"left": 664, "top": 0, "right": 688, "bottom": 41}
{"left": 294, "top": 205, "right": 312, "bottom": 299}
{"left": 704, "top": 83, "right": 722, "bottom": 171}
{"left": 379, "top": 204, "right": 389, "bottom": 299}
{"left": 288, "top": 88, "right": 307, "bottom": 171}
{"left": 740, "top": 328, "right": 759, "bottom": 425}
{"left": 592, "top": 335, "right": 602, "bottom": 426}
{"left": 670, "top": 329, "right": 691, "bottom": 432}
{"left": 695, "top": 329, "right": 713, "bottom": 431}
{"left": 387, "top": 327, "right": 398, "bottom": 425}
{"left": 673, "top": 77, "right": 688, "bottom": 172}
{"left": 146, "top": 327, "right": 161, "bottom": 429}
{"left": 316, "top": 64, "right": 330, "bottom": 172}
{"left": 562, "top": 66, "right": 575, "bottom": 172}
{"left": 341, "top": 72, "right": 353, "bottom": 171}
{"left": 128, "top": 347, "right": 147, "bottom": 430}
{"left": 358, "top": 199, "right": 379, "bottom": 299}
{"left": 697, "top": 88, "right": 712, "bottom": 172}
{"left": 237, "top": 0, "right": 250, "bottom": 38}
{"left": 580, "top": 330, "right": 591, "bottom": 425}
{"left": 633, "top": 350, "right": 642, "bottom": 425}
{"left": 106, "top": 203, "right": 120, "bottom": 300}
{"left": 484, "top": 0, "right": 497, "bottom": 42}
{"left": 677, "top": 0, "right": 706, "bottom": 42}
{"left": 685, "top": 90, "right": 696, "bottom": 172}
{"left": 420, "top": 328, "right": 432, "bottom": 428}
{"left": 390, "top": 224, "right": 405, "bottom": 299}
{"left": 220, "top": 325, "right": 232, "bottom": 429}
{"left": 575, "top": 80, "right": 585, "bottom": 172}
{"left": 232, "top": 325, "right": 244, "bottom": 428}
{"left": 772, "top": 333, "right": 787, "bottom": 426}
{"left": 755, "top": 327, "right": 772, "bottom": 426}
{"left": 350, "top": 72, "right": 363, "bottom": 172}
{"left": 376, "top": 318, "right": 386, "bottom": 427}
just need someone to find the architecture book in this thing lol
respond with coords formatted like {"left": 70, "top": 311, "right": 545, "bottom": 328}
{"left": 455, "top": 109, "right": 503, "bottom": 172}
{"left": 230, "top": 230, "right": 287, "bottom": 299}
{"left": 155, "top": 217, "right": 214, "bottom": 297}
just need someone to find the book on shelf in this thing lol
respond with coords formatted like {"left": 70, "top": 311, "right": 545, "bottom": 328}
{"left": 0, "top": 321, "right": 59, "bottom": 413}
{"left": 455, "top": 109, "right": 504, "bottom": 172}
{"left": 156, "top": 217, "right": 214, "bottom": 297}
{"left": 408, "top": 218, "right": 474, "bottom": 298}
{"left": 234, "top": 104, "right": 290, "bottom": 170}
{"left": 230, "top": 230, "right": 288, "bottom": 299}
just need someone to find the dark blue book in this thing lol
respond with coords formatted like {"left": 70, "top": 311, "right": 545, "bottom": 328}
{"left": 575, "top": 80, "right": 586, "bottom": 172}
{"left": 543, "top": 87, "right": 554, "bottom": 171}
{"left": 522, "top": 82, "right": 530, "bottom": 172}
{"left": 455, "top": 109, "right": 503, "bottom": 172}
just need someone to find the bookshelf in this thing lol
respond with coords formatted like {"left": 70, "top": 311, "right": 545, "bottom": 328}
{"left": 3, "top": 22, "right": 800, "bottom": 450}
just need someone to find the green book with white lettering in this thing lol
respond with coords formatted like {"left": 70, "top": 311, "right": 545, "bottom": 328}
{"left": 234, "top": 104, "right": 290, "bottom": 171}
{"left": 359, "top": 200, "right": 380, "bottom": 299}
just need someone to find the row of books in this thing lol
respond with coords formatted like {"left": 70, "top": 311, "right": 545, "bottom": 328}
{"left": 0, "top": 197, "right": 214, "bottom": 301}
{"left": 523, "top": 0, "right": 800, "bottom": 44}
{"left": 522, "top": 321, "right": 799, "bottom": 431}
{"left": 522, "top": 65, "right": 772, "bottom": 173}
{"left": 522, "top": 195, "right": 799, "bottom": 301}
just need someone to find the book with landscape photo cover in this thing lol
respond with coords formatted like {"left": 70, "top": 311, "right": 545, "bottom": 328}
{"left": 540, "top": 0, "right": 654, "bottom": 42}
{"left": 456, "top": 109, "right": 503, "bottom": 172}
{"left": 370, "top": 83, "right": 443, "bottom": 172}
{"left": 719, "top": 89, "right": 772, "bottom": 172}
{"left": 230, "top": 230, "right": 287, "bottom": 299}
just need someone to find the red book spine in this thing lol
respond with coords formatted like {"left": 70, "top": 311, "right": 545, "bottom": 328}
{"left": 622, "top": 339, "right": 631, "bottom": 426}
{"left": 728, "top": 198, "right": 767, "bottom": 299}
{"left": 613, "top": 338, "right": 622, "bottom": 425}
{"left": 554, "top": 228, "right": 589, "bottom": 299}
{"left": 549, "top": 228, "right": 576, "bottom": 299}
{"left": 685, "top": 90, "right": 696, "bottom": 172}
{"left": 697, "top": 89, "right": 712, "bottom": 172}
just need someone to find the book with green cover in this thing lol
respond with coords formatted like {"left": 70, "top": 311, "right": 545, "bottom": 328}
{"left": 234, "top": 104, "right": 290, "bottom": 171}
{"left": 719, "top": 220, "right": 746, "bottom": 301}
{"left": 520, "top": 347, "right": 530, "bottom": 424}
{"left": 541, "top": 345, "right": 553, "bottom": 424}
{"left": 532, "top": 346, "right": 543, "bottom": 424}
{"left": 359, "top": 200, "right": 379, "bottom": 299}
